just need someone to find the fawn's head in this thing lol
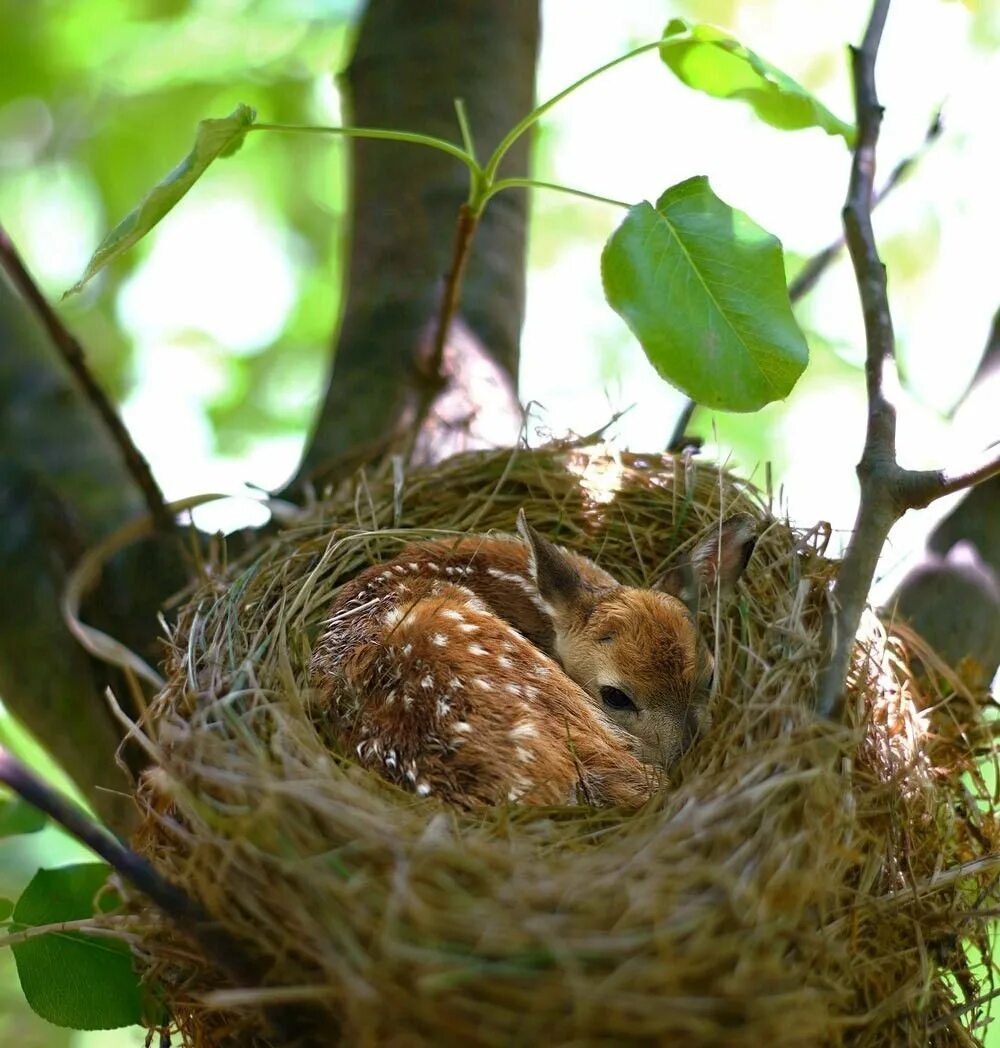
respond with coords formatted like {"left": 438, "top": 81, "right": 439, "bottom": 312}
{"left": 516, "top": 511, "right": 757, "bottom": 767}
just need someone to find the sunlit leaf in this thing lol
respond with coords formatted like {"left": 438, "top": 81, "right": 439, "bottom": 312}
{"left": 0, "top": 795, "right": 46, "bottom": 837}
{"left": 65, "top": 103, "right": 256, "bottom": 297}
{"left": 11, "top": 864, "right": 142, "bottom": 1030}
{"left": 601, "top": 176, "right": 809, "bottom": 412}
{"left": 660, "top": 19, "right": 854, "bottom": 144}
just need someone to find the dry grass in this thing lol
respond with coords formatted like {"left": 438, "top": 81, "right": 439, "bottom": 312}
{"left": 124, "top": 443, "right": 1000, "bottom": 1046}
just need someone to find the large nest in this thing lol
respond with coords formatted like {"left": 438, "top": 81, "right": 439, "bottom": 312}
{"left": 126, "top": 444, "right": 1000, "bottom": 1046}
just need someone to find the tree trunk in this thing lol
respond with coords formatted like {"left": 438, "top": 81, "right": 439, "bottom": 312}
{"left": 0, "top": 272, "right": 185, "bottom": 830}
{"left": 293, "top": 0, "right": 539, "bottom": 488}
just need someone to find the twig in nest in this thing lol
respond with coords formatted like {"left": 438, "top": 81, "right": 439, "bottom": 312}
{"left": 0, "top": 224, "right": 173, "bottom": 532}
{"left": 669, "top": 104, "right": 944, "bottom": 451}
{"left": 816, "top": 0, "right": 1000, "bottom": 718}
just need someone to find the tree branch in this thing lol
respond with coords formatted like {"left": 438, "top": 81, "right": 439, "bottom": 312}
{"left": 0, "top": 225, "right": 173, "bottom": 532}
{"left": 816, "top": 0, "right": 999, "bottom": 717}
{"left": 904, "top": 449, "right": 1000, "bottom": 507}
{"left": 0, "top": 747, "right": 316, "bottom": 1043}
{"left": 786, "top": 108, "right": 942, "bottom": 303}
{"left": 669, "top": 105, "right": 943, "bottom": 450}
{"left": 0, "top": 269, "right": 186, "bottom": 830}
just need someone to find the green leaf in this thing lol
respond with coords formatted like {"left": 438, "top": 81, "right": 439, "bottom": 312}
{"left": 0, "top": 796, "right": 47, "bottom": 837}
{"left": 601, "top": 176, "right": 808, "bottom": 412}
{"left": 660, "top": 19, "right": 854, "bottom": 144}
{"left": 11, "top": 863, "right": 142, "bottom": 1030}
{"left": 65, "top": 103, "right": 256, "bottom": 297}
{"left": 0, "top": 898, "right": 13, "bottom": 921}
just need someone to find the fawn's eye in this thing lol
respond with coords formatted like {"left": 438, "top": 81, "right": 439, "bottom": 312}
{"left": 600, "top": 686, "right": 637, "bottom": 712}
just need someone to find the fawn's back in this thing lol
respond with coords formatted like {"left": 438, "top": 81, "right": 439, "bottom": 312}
{"left": 310, "top": 513, "right": 755, "bottom": 807}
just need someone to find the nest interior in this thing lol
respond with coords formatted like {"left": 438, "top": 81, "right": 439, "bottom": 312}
{"left": 128, "top": 444, "right": 1000, "bottom": 1046}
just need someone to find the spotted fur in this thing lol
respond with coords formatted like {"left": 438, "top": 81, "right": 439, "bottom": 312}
{"left": 310, "top": 513, "right": 756, "bottom": 808}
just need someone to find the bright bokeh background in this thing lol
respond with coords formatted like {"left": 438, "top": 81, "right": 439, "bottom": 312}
{"left": 1, "top": 0, "right": 997, "bottom": 1042}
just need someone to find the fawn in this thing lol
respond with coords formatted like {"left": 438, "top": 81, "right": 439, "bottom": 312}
{"left": 310, "top": 512, "right": 756, "bottom": 808}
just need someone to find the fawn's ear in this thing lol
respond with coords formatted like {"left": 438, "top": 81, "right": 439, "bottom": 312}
{"left": 658, "top": 515, "right": 757, "bottom": 613}
{"left": 516, "top": 510, "right": 585, "bottom": 617}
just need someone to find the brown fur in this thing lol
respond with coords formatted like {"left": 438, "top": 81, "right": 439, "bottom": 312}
{"left": 310, "top": 516, "right": 755, "bottom": 807}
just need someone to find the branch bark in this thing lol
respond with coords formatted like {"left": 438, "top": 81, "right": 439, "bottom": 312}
{"left": 292, "top": 0, "right": 539, "bottom": 489}
{"left": 816, "top": 0, "right": 999, "bottom": 717}
{"left": 0, "top": 226, "right": 172, "bottom": 532}
{"left": 669, "top": 108, "right": 944, "bottom": 450}
{"left": 0, "top": 270, "right": 186, "bottom": 830}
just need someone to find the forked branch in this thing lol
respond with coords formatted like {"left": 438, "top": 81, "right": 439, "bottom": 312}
{"left": 816, "top": 0, "right": 1000, "bottom": 717}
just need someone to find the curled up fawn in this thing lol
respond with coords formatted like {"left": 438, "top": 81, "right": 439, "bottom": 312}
{"left": 311, "top": 513, "right": 756, "bottom": 808}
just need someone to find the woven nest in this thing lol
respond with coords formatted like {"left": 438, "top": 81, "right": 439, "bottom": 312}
{"left": 126, "top": 443, "right": 1000, "bottom": 1046}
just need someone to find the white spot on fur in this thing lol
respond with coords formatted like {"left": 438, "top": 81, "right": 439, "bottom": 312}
{"left": 515, "top": 747, "right": 533, "bottom": 764}
{"left": 383, "top": 606, "right": 403, "bottom": 627}
{"left": 402, "top": 643, "right": 413, "bottom": 656}
{"left": 406, "top": 768, "right": 418, "bottom": 783}
{"left": 421, "top": 675, "right": 434, "bottom": 690}
{"left": 505, "top": 682, "right": 523, "bottom": 697}
{"left": 510, "top": 722, "right": 538, "bottom": 740}
{"left": 393, "top": 564, "right": 407, "bottom": 574}
{"left": 385, "top": 689, "right": 396, "bottom": 707}
{"left": 436, "top": 698, "right": 451, "bottom": 718}
{"left": 524, "top": 685, "right": 539, "bottom": 701}
{"left": 535, "top": 663, "right": 550, "bottom": 677}
{"left": 426, "top": 561, "right": 439, "bottom": 571}
{"left": 497, "top": 655, "right": 513, "bottom": 669}
{"left": 453, "top": 721, "right": 472, "bottom": 734}
{"left": 448, "top": 677, "right": 463, "bottom": 690}
{"left": 460, "top": 593, "right": 490, "bottom": 615}
{"left": 416, "top": 782, "right": 432, "bottom": 796}
{"left": 458, "top": 622, "right": 479, "bottom": 634}
{"left": 432, "top": 633, "right": 448, "bottom": 647}
{"left": 473, "top": 677, "right": 490, "bottom": 691}
{"left": 468, "top": 643, "right": 487, "bottom": 656}
{"left": 385, "top": 750, "right": 398, "bottom": 770}
{"left": 442, "top": 609, "right": 464, "bottom": 622}
{"left": 380, "top": 571, "right": 392, "bottom": 581}
{"left": 486, "top": 567, "right": 547, "bottom": 611}
{"left": 403, "top": 692, "right": 414, "bottom": 709}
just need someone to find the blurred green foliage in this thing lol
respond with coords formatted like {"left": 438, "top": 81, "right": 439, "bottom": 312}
{"left": 0, "top": 0, "right": 354, "bottom": 453}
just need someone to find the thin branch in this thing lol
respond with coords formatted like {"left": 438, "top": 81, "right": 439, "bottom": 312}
{"left": 408, "top": 203, "right": 481, "bottom": 448}
{"left": 666, "top": 400, "right": 698, "bottom": 453}
{"left": 816, "top": 1, "right": 998, "bottom": 718}
{"left": 250, "top": 122, "right": 479, "bottom": 174}
{"left": 670, "top": 107, "right": 943, "bottom": 452}
{"left": 816, "top": 0, "right": 896, "bottom": 718}
{"left": 0, "top": 746, "right": 313, "bottom": 1041}
{"left": 788, "top": 107, "right": 943, "bottom": 303}
{"left": 485, "top": 177, "right": 629, "bottom": 210}
{"left": 0, "top": 747, "right": 204, "bottom": 928}
{"left": 0, "top": 225, "right": 173, "bottom": 532}
{"left": 904, "top": 448, "right": 1000, "bottom": 507}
